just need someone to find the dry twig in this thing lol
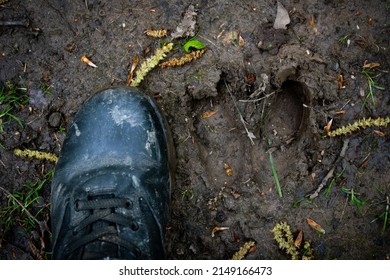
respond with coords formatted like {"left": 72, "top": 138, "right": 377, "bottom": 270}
{"left": 225, "top": 81, "right": 256, "bottom": 145}
{"left": 239, "top": 91, "right": 275, "bottom": 103}
{"left": 307, "top": 139, "right": 349, "bottom": 199}
{"left": 0, "top": 186, "right": 50, "bottom": 242}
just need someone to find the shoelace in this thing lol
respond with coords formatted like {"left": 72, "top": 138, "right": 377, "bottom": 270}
{"left": 69, "top": 197, "right": 141, "bottom": 259}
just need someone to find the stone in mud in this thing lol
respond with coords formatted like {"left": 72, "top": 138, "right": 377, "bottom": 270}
{"left": 48, "top": 111, "right": 62, "bottom": 128}
{"left": 185, "top": 63, "right": 221, "bottom": 99}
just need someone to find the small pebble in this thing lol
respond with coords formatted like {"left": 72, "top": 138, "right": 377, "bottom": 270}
{"left": 48, "top": 112, "right": 62, "bottom": 128}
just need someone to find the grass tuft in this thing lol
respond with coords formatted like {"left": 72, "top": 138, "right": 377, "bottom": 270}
{"left": 0, "top": 171, "right": 53, "bottom": 234}
{"left": 0, "top": 81, "right": 29, "bottom": 134}
{"left": 361, "top": 68, "right": 385, "bottom": 111}
{"left": 341, "top": 187, "right": 367, "bottom": 208}
{"left": 324, "top": 167, "right": 345, "bottom": 196}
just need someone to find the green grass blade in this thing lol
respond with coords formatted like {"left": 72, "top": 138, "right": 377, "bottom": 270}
{"left": 6, "top": 112, "right": 24, "bottom": 128}
{"left": 269, "top": 152, "right": 282, "bottom": 197}
{"left": 381, "top": 209, "right": 388, "bottom": 235}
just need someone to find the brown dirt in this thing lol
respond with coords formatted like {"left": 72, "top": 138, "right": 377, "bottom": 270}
{"left": 0, "top": 0, "right": 389, "bottom": 260}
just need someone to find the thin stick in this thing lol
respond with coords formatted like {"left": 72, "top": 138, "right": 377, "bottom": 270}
{"left": 339, "top": 196, "right": 349, "bottom": 222}
{"left": 307, "top": 139, "right": 350, "bottom": 199}
{"left": 239, "top": 91, "right": 275, "bottom": 103}
{"left": 308, "top": 167, "right": 335, "bottom": 200}
{"left": 0, "top": 186, "right": 41, "bottom": 226}
{"left": 224, "top": 81, "right": 256, "bottom": 145}
{"left": 198, "top": 35, "right": 219, "bottom": 49}
{"left": 0, "top": 186, "right": 50, "bottom": 239}
{"left": 260, "top": 98, "right": 266, "bottom": 122}
{"left": 0, "top": 19, "right": 30, "bottom": 27}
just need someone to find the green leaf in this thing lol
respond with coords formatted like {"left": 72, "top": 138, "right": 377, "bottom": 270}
{"left": 183, "top": 39, "right": 205, "bottom": 53}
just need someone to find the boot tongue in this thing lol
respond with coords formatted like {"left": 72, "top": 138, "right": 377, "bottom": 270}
{"left": 80, "top": 194, "right": 120, "bottom": 260}
{"left": 81, "top": 220, "right": 119, "bottom": 259}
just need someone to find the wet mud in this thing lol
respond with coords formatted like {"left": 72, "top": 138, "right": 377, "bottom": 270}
{"left": 0, "top": 0, "right": 389, "bottom": 259}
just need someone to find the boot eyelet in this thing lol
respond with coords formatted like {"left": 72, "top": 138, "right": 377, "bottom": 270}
{"left": 74, "top": 200, "right": 80, "bottom": 211}
{"left": 130, "top": 222, "right": 139, "bottom": 231}
{"left": 125, "top": 200, "right": 132, "bottom": 208}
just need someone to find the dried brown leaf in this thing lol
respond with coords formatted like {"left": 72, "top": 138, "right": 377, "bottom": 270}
{"left": 144, "top": 28, "right": 167, "bottom": 38}
{"left": 201, "top": 111, "right": 217, "bottom": 119}
{"left": 224, "top": 163, "right": 233, "bottom": 177}
{"left": 373, "top": 130, "right": 385, "bottom": 137}
{"left": 325, "top": 119, "right": 333, "bottom": 135}
{"left": 337, "top": 74, "right": 344, "bottom": 89}
{"left": 307, "top": 218, "right": 325, "bottom": 234}
{"left": 363, "top": 62, "right": 380, "bottom": 69}
{"left": 294, "top": 230, "right": 303, "bottom": 248}
{"left": 127, "top": 55, "right": 139, "bottom": 86}
{"left": 309, "top": 15, "right": 318, "bottom": 33}
{"left": 238, "top": 34, "right": 245, "bottom": 47}
{"left": 80, "top": 55, "right": 97, "bottom": 68}
{"left": 248, "top": 243, "right": 257, "bottom": 253}
{"left": 211, "top": 226, "right": 229, "bottom": 237}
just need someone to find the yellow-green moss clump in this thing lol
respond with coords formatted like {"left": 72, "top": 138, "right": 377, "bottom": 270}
{"left": 272, "top": 221, "right": 314, "bottom": 260}
{"left": 14, "top": 148, "right": 58, "bottom": 163}
{"left": 130, "top": 42, "right": 173, "bottom": 87}
{"left": 272, "top": 221, "right": 299, "bottom": 260}
{"left": 328, "top": 116, "right": 390, "bottom": 137}
{"left": 302, "top": 241, "right": 314, "bottom": 260}
{"left": 231, "top": 241, "right": 255, "bottom": 260}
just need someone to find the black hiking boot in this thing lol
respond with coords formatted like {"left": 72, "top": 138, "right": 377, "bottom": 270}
{"left": 50, "top": 87, "right": 174, "bottom": 259}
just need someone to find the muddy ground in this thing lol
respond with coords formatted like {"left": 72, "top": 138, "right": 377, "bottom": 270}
{"left": 0, "top": 0, "right": 389, "bottom": 260}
